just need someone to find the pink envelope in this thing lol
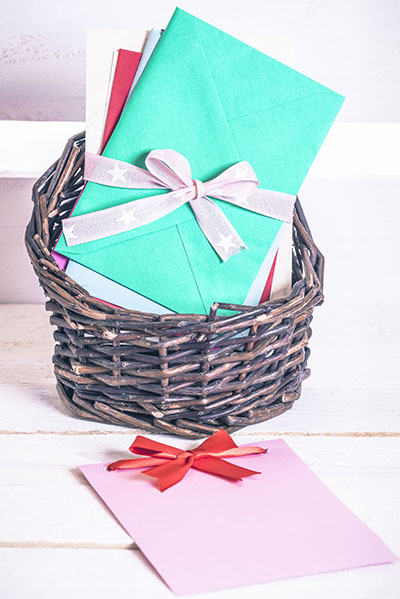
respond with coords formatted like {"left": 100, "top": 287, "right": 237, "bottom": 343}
{"left": 79, "top": 438, "right": 397, "bottom": 595}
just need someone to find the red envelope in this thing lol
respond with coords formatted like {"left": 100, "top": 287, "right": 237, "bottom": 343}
{"left": 101, "top": 49, "right": 142, "bottom": 151}
{"left": 260, "top": 250, "right": 278, "bottom": 303}
{"left": 53, "top": 49, "right": 142, "bottom": 271}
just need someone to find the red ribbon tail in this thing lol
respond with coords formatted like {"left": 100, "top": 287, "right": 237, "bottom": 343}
{"left": 107, "top": 457, "right": 166, "bottom": 471}
{"left": 129, "top": 435, "right": 181, "bottom": 458}
{"left": 193, "top": 456, "right": 261, "bottom": 481}
{"left": 195, "top": 429, "right": 239, "bottom": 453}
{"left": 144, "top": 456, "right": 194, "bottom": 492}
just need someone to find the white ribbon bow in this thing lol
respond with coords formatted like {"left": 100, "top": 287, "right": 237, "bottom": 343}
{"left": 62, "top": 149, "right": 295, "bottom": 262}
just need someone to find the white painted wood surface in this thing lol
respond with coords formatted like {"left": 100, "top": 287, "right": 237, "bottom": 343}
{"left": 0, "top": 304, "right": 399, "bottom": 598}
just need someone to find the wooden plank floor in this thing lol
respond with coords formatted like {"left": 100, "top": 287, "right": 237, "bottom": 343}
{"left": 0, "top": 304, "right": 399, "bottom": 598}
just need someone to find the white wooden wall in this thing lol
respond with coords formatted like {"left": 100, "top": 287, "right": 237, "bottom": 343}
{"left": 1, "top": 0, "right": 399, "bottom": 123}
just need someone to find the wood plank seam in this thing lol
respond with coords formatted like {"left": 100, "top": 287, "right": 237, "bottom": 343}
{"left": 0, "top": 541, "right": 138, "bottom": 550}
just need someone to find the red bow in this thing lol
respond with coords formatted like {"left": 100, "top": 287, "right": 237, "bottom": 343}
{"left": 108, "top": 430, "right": 267, "bottom": 491}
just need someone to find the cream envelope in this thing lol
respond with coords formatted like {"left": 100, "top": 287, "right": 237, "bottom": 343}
{"left": 52, "top": 29, "right": 150, "bottom": 271}
{"left": 86, "top": 29, "right": 149, "bottom": 155}
{"left": 271, "top": 222, "right": 293, "bottom": 299}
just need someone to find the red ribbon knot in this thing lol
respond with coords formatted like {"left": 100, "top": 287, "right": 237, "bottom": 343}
{"left": 107, "top": 430, "right": 267, "bottom": 492}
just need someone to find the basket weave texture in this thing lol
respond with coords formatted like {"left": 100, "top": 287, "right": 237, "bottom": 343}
{"left": 25, "top": 132, "right": 325, "bottom": 439}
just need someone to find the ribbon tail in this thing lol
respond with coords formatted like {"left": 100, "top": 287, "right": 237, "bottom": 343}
{"left": 214, "top": 445, "right": 267, "bottom": 459}
{"left": 193, "top": 456, "right": 260, "bottom": 481}
{"left": 226, "top": 188, "right": 296, "bottom": 224}
{"left": 107, "top": 457, "right": 166, "bottom": 471}
{"left": 144, "top": 457, "right": 194, "bottom": 492}
{"left": 84, "top": 152, "right": 164, "bottom": 189}
{"left": 195, "top": 429, "right": 239, "bottom": 453}
{"left": 129, "top": 435, "right": 182, "bottom": 458}
{"left": 190, "top": 197, "right": 247, "bottom": 262}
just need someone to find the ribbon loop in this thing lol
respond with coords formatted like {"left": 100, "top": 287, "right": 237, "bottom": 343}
{"left": 108, "top": 430, "right": 267, "bottom": 492}
{"left": 192, "top": 179, "right": 205, "bottom": 201}
{"left": 64, "top": 150, "right": 296, "bottom": 262}
{"left": 145, "top": 149, "right": 193, "bottom": 189}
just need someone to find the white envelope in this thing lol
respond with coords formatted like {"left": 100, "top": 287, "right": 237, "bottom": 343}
{"left": 85, "top": 29, "right": 149, "bottom": 155}
{"left": 271, "top": 222, "right": 293, "bottom": 300}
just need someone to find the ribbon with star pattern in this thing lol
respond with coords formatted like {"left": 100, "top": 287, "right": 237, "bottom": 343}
{"left": 62, "top": 149, "right": 295, "bottom": 262}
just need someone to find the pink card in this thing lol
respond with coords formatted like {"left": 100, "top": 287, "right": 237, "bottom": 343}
{"left": 79, "top": 438, "right": 397, "bottom": 595}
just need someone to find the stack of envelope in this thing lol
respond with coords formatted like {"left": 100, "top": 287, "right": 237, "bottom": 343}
{"left": 54, "top": 7, "right": 344, "bottom": 315}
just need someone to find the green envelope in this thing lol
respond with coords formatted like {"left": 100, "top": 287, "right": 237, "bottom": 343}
{"left": 56, "top": 7, "right": 344, "bottom": 314}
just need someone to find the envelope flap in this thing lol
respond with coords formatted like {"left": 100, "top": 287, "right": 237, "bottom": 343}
{"left": 55, "top": 187, "right": 193, "bottom": 258}
{"left": 187, "top": 8, "right": 345, "bottom": 194}
{"left": 65, "top": 226, "right": 209, "bottom": 314}
{"left": 193, "top": 9, "right": 343, "bottom": 121}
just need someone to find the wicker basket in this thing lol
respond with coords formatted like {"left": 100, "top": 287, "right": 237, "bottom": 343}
{"left": 25, "top": 132, "right": 324, "bottom": 439}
